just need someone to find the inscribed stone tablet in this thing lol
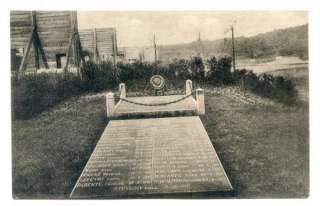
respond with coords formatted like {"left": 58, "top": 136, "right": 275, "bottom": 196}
{"left": 70, "top": 116, "right": 232, "bottom": 198}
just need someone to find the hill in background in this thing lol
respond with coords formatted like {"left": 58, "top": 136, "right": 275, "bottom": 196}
{"left": 158, "top": 24, "right": 308, "bottom": 62}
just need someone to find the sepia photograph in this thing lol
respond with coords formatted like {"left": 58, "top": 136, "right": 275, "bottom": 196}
{"left": 10, "top": 10, "right": 309, "bottom": 199}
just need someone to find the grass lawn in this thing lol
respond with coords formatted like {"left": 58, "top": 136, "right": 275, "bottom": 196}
{"left": 202, "top": 94, "right": 309, "bottom": 198}
{"left": 12, "top": 96, "right": 108, "bottom": 198}
{"left": 12, "top": 90, "right": 309, "bottom": 198}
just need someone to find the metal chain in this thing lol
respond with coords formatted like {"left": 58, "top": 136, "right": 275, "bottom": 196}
{"left": 119, "top": 90, "right": 197, "bottom": 107}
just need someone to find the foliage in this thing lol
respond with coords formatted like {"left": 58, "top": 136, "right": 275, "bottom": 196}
{"left": 238, "top": 70, "right": 298, "bottom": 105}
{"left": 168, "top": 59, "right": 192, "bottom": 80}
{"left": 206, "top": 57, "right": 298, "bottom": 105}
{"left": 207, "top": 56, "right": 233, "bottom": 85}
{"left": 189, "top": 56, "right": 205, "bottom": 81}
{"left": 12, "top": 73, "right": 83, "bottom": 119}
{"left": 80, "top": 61, "right": 118, "bottom": 92}
{"left": 12, "top": 55, "right": 299, "bottom": 119}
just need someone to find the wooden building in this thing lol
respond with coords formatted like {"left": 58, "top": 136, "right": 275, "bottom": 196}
{"left": 142, "top": 46, "right": 158, "bottom": 63}
{"left": 79, "top": 28, "right": 118, "bottom": 64}
{"left": 10, "top": 11, "right": 82, "bottom": 71}
{"left": 117, "top": 46, "right": 158, "bottom": 64}
{"left": 118, "top": 47, "right": 143, "bottom": 63}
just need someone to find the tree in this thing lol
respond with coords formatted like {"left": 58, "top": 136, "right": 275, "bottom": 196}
{"left": 207, "top": 56, "right": 233, "bottom": 85}
{"left": 189, "top": 56, "right": 205, "bottom": 81}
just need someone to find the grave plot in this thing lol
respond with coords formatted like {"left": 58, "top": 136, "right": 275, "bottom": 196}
{"left": 70, "top": 116, "right": 232, "bottom": 198}
{"left": 71, "top": 78, "right": 232, "bottom": 198}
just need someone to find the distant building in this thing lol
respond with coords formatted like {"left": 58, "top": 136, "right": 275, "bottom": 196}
{"left": 119, "top": 46, "right": 158, "bottom": 64}
{"left": 79, "top": 28, "right": 118, "bottom": 64}
{"left": 117, "top": 47, "right": 140, "bottom": 63}
{"left": 10, "top": 11, "right": 81, "bottom": 71}
{"left": 142, "top": 47, "right": 158, "bottom": 63}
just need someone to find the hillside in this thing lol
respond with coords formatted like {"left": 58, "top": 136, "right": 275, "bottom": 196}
{"left": 158, "top": 24, "right": 308, "bottom": 62}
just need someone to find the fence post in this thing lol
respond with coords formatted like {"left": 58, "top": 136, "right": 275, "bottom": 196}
{"left": 106, "top": 92, "right": 115, "bottom": 118}
{"left": 196, "top": 88, "right": 205, "bottom": 115}
{"left": 119, "top": 83, "right": 126, "bottom": 98}
{"left": 186, "top": 79, "right": 192, "bottom": 95}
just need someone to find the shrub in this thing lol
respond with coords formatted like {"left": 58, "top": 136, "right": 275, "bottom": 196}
{"left": 12, "top": 73, "right": 83, "bottom": 119}
{"left": 232, "top": 68, "right": 249, "bottom": 83}
{"left": 207, "top": 56, "right": 233, "bottom": 85}
{"left": 190, "top": 56, "right": 205, "bottom": 81}
{"left": 12, "top": 55, "right": 299, "bottom": 120}
{"left": 168, "top": 59, "right": 192, "bottom": 80}
{"left": 238, "top": 69, "right": 298, "bottom": 105}
{"left": 80, "top": 61, "right": 118, "bottom": 92}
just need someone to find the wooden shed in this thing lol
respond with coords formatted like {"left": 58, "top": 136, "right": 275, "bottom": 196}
{"left": 10, "top": 11, "right": 82, "bottom": 71}
{"left": 79, "top": 28, "right": 118, "bottom": 64}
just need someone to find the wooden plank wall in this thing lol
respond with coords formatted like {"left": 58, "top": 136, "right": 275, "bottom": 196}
{"left": 79, "top": 28, "right": 117, "bottom": 61}
{"left": 10, "top": 11, "right": 76, "bottom": 68}
{"left": 36, "top": 11, "right": 72, "bottom": 60}
{"left": 79, "top": 29, "right": 95, "bottom": 54}
{"left": 10, "top": 11, "right": 33, "bottom": 48}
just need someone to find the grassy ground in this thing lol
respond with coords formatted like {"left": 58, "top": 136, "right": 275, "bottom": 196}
{"left": 202, "top": 94, "right": 308, "bottom": 198}
{"left": 12, "top": 90, "right": 308, "bottom": 198}
{"left": 12, "top": 96, "right": 107, "bottom": 198}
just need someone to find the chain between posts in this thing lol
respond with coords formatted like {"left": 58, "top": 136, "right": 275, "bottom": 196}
{"left": 119, "top": 90, "right": 198, "bottom": 107}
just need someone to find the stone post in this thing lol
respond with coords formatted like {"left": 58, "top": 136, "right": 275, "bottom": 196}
{"left": 106, "top": 92, "right": 115, "bottom": 118}
{"left": 119, "top": 83, "right": 126, "bottom": 98}
{"left": 186, "top": 79, "right": 192, "bottom": 95}
{"left": 196, "top": 88, "right": 205, "bottom": 115}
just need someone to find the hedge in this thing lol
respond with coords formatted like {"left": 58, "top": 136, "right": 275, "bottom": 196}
{"left": 12, "top": 56, "right": 299, "bottom": 119}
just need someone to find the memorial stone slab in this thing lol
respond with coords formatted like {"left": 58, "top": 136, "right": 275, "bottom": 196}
{"left": 113, "top": 95, "right": 197, "bottom": 117}
{"left": 70, "top": 116, "right": 232, "bottom": 198}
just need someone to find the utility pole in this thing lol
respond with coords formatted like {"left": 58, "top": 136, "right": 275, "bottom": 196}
{"left": 197, "top": 32, "right": 201, "bottom": 56}
{"left": 231, "top": 25, "right": 236, "bottom": 72}
{"left": 93, "top": 28, "right": 99, "bottom": 62}
{"left": 153, "top": 34, "right": 157, "bottom": 63}
{"left": 112, "top": 30, "right": 117, "bottom": 67}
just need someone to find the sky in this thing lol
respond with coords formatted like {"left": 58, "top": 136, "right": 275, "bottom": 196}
{"left": 77, "top": 11, "right": 308, "bottom": 47}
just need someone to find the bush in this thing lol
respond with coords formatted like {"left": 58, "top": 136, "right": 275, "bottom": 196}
{"left": 168, "top": 59, "right": 192, "bottom": 80}
{"left": 207, "top": 56, "right": 233, "bottom": 85}
{"left": 12, "top": 56, "right": 299, "bottom": 120}
{"left": 117, "top": 61, "right": 154, "bottom": 83}
{"left": 190, "top": 57, "right": 205, "bottom": 81}
{"left": 12, "top": 73, "right": 83, "bottom": 119}
{"left": 80, "top": 61, "right": 118, "bottom": 92}
{"left": 206, "top": 57, "right": 298, "bottom": 105}
{"left": 238, "top": 69, "right": 298, "bottom": 105}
